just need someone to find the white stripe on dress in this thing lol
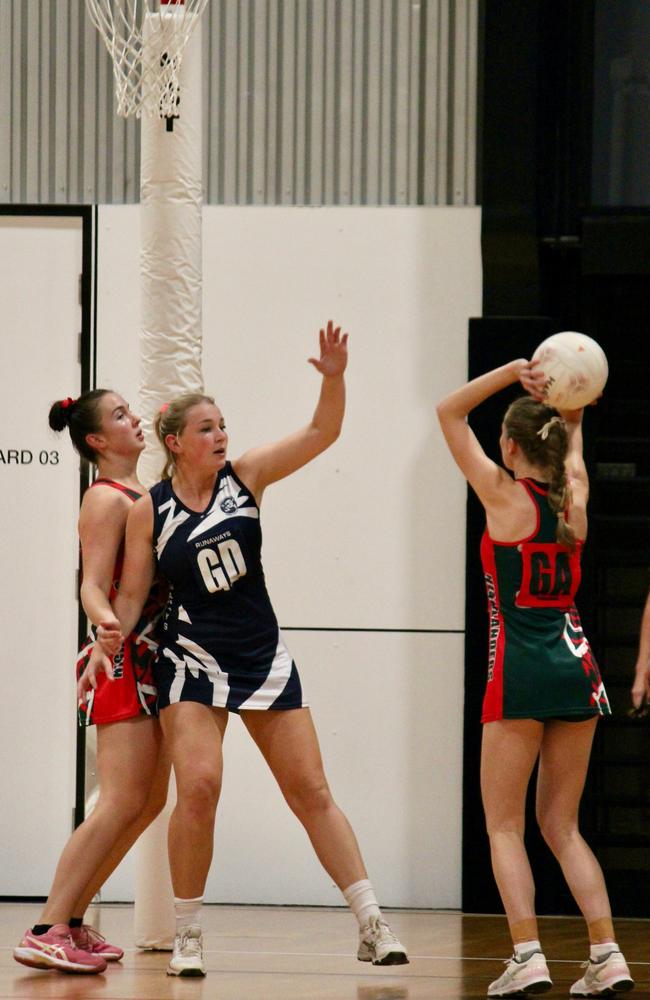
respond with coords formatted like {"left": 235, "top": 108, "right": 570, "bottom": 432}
{"left": 237, "top": 632, "right": 296, "bottom": 711}
{"left": 163, "top": 634, "right": 231, "bottom": 707}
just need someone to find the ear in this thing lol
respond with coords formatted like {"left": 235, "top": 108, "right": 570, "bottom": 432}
{"left": 164, "top": 432, "right": 181, "bottom": 454}
{"left": 505, "top": 437, "right": 517, "bottom": 457}
{"left": 85, "top": 432, "right": 106, "bottom": 454}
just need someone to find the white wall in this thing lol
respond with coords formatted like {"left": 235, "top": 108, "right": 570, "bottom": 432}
{"left": 95, "top": 205, "right": 481, "bottom": 906}
{"left": 0, "top": 216, "right": 82, "bottom": 894}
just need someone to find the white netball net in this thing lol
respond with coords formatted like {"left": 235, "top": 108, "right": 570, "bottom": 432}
{"left": 85, "top": 0, "right": 208, "bottom": 118}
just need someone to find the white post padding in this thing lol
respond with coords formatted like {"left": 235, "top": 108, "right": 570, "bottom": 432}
{"left": 134, "top": 11, "right": 204, "bottom": 949}
{"left": 139, "top": 11, "right": 204, "bottom": 490}
{"left": 133, "top": 772, "right": 177, "bottom": 950}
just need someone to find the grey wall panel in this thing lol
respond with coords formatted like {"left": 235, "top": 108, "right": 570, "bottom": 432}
{"left": 2, "top": 0, "right": 477, "bottom": 207}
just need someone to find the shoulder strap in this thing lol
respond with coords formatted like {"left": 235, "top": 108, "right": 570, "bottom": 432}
{"left": 519, "top": 478, "right": 560, "bottom": 541}
{"left": 91, "top": 477, "right": 142, "bottom": 503}
{"left": 522, "top": 478, "right": 548, "bottom": 497}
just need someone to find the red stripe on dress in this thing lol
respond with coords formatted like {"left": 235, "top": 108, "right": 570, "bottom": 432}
{"left": 91, "top": 477, "right": 142, "bottom": 502}
{"left": 480, "top": 529, "right": 506, "bottom": 722}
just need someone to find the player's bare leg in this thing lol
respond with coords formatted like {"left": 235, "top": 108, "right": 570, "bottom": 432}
{"left": 242, "top": 707, "right": 408, "bottom": 966}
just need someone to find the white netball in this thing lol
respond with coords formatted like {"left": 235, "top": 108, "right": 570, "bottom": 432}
{"left": 532, "top": 331, "right": 608, "bottom": 409}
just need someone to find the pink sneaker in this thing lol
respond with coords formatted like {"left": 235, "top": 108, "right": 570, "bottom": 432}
{"left": 70, "top": 924, "right": 124, "bottom": 962}
{"left": 570, "top": 950, "right": 634, "bottom": 995}
{"left": 13, "top": 924, "right": 107, "bottom": 974}
{"left": 488, "top": 952, "right": 552, "bottom": 996}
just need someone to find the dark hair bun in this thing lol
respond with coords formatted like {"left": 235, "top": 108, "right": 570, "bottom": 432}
{"left": 49, "top": 398, "right": 76, "bottom": 432}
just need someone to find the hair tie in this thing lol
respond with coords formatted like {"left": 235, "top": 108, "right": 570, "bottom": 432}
{"left": 159, "top": 402, "right": 170, "bottom": 413}
{"left": 61, "top": 396, "right": 77, "bottom": 409}
{"left": 536, "top": 416, "right": 563, "bottom": 441}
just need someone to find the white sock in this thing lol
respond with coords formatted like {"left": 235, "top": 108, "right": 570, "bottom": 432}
{"left": 590, "top": 941, "right": 618, "bottom": 962}
{"left": 343, "top": 879, "right": 381, "bottom": 929}
{"left": 174, "top": 896, "right": 203, "bottom": 935}
{"left": 514, "top": 939, "right": 542, "bottom": 961}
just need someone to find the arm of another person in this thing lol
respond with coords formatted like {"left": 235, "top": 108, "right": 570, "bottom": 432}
{"left": 631, "top": 588, "right": 650, "bottom": 710}
{"left": 113, "top": 494, "right": 156, "bottom": 638}
{"left": 77, "top": 487, "right": 132, "bottom": 696}
{"left": 436, "top": 359, "right": 544, "bottom": 508}
{"left": 94, "top": 495, "right": 156, "bottom": 655}
{"left": 79, "top": 485, "right": 131, "bottom": 630}
{"left": 234, "top": 320, "right": 347, "bottom": 500}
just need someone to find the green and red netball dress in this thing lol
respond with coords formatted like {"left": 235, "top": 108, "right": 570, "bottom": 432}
{"left": 480, "top": 478, "right": 610, "bottom": 722}
{"left": 76, "top": 479, "right": 167, "bottom": 726}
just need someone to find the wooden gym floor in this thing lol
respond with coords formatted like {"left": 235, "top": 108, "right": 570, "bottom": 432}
{"left": 1, "top": 904, "right": 649, "bottom": 999}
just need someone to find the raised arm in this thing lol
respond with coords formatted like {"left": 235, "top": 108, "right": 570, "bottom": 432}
{"left": 557, "top": 407, "right": 589, "bottom": 506}
{"left": 233, "top": 320, "right": 348, "bottom": 500}
{"left": 436, "top": 359, "right": 544, "bottom": 506}
{"left": 631, "top": 588, "right": 650, "bottom": 711}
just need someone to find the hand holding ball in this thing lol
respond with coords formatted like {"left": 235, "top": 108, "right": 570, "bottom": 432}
{"left": 532, "top": 331, "right": 608, "bottom": 408}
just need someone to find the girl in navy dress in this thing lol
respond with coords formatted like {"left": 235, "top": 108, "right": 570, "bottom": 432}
{"left": 90, "top": 323, "right": 408, "bottom": 977}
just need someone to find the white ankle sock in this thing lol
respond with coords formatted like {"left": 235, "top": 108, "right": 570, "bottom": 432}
{"left": 590, "top": 941, "right": 618, "bottom": 961}
{"left": 514, "top": 939, "right": 541, "bottom": 961}
{"left": 174, "top": 896, "right": 203, "bottom": 935}
{"left": 343, "top": 879, "right": 381, "bottom": 929}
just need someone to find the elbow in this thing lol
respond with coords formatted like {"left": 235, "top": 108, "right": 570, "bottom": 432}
{"left": 318, "top": 428, "right": 341, "bottom": 454}
{"left": 312, "top": 420, "right": 342, "bottom": 449}
{"left": 436, "top": 399, "right": 451, "bottom": 426}
{"left": 79, "top": 583, "right": 90, "bottom": 617}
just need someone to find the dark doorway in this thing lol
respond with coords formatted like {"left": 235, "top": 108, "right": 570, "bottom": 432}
{"left": 465, "top": 0, "right": 650, "bottom": 916}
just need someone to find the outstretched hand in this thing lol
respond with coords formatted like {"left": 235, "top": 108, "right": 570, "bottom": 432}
{"left": 77, "top": 644, "right": 114, "bottom": 702}
{"left": 308, "top": 320, "right": 349, "bottom": 378}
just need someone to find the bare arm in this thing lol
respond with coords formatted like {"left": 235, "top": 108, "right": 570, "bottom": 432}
{"left": 557, "top": 407, "right": 589, "bottom": 505}
{"left": 631, "top": 588, "right": 650, "bottom": 710}
{"left": 97, "top": 495, "right": 156, "bottom": 654}
{"left": 112, "top": 495, "right": 156, "bottom": 637}
{"left": 436, "top": 359, "right": 544, "bottom": 507}
{"left": 234, "top": 320, "right": 347, "bottom": 500}
{"left": 79, "top": 486, "right": 130, "bottom": 628}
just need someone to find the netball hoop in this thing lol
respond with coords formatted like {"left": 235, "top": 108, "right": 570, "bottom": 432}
{"left": 86, "top": 0, "right": 208, "bottom": 950}
{"left": 85, "top": 0, "right": 208, "bottom": 119}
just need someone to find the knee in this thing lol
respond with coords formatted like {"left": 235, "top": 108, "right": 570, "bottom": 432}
{"left": 138, "top": 782, "right": 170, "bottom": 827}
{"left": 97, "top": 782, "right": 150, "bottom": 827}
{"left": 484, "top": 813, "right": 525, "bottom": 840}
{"left": 177, "top": 769, "right": 221, "bottom": 822}
{"left": 537, "top": 811, "right": 577, "bottom": 855}
{"left": 285, "top": 777, "right": 334, "bottom": 821}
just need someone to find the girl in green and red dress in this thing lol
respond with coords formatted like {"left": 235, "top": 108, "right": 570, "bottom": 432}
{"left": 437, "top": 359, "right": 633, "bottom": 999}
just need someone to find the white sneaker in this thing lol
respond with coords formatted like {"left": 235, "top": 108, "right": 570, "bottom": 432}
{"left": 357, "top": 916, "right": 409, "bottom": 966}
{"left": 570, "top": 950, "right": 634, "bottom": 995}
{"left": 166, "top": 925, "right": 205, "bottom": 977}
{"left": 487, "top": 952, "right": 552, "bottom": 997}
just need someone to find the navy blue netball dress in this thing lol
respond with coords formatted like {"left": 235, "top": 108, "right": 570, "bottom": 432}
{"left": 150, "top": 462, "right": 305, "bottom": 713}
